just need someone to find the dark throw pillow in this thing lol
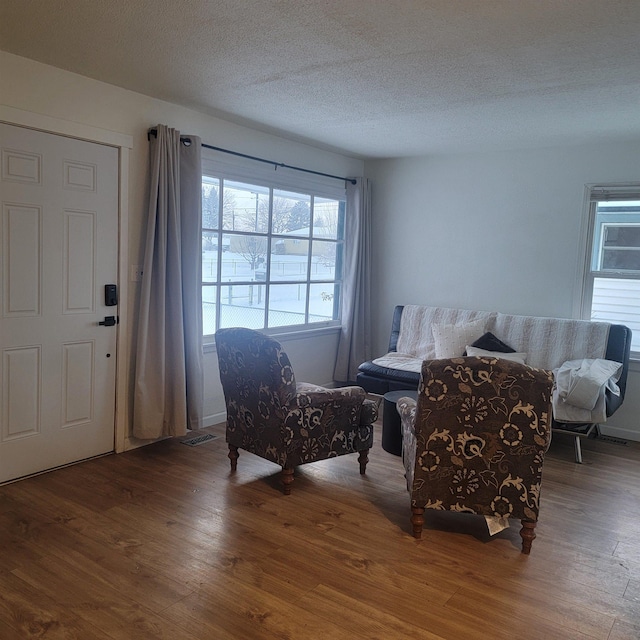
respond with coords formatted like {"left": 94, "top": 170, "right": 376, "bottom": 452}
{"left": 467, "top": 332, "right": 516, "bottom": 354}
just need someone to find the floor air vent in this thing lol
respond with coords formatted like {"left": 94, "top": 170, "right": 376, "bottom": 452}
{"left": 180, "top": 433, "right": 219, "bottom": 447}
{"left": 597, "top": 435, "right": 629, "bottom": 446}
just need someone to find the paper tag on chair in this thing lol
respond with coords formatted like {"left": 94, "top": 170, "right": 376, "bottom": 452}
{"left": 485, "top": 515, "right": 510, "bottom": 536}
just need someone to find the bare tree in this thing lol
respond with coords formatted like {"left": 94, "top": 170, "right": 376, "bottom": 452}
{"left": 271, "top": 197, "right": 288, "bottom": 233}
{"left": 222, "top": 191, "right": 238, "bottom": 229}
{"left": 236, "top": 236, "right": 268, "bottom": 271}
{"left": 315, "top": 204, "right": 338, "bottom": 238}
{"left": 255, "top": 196, "right": 312, "bottom": 233}
{"left": 202, "top": 183, "right": 219, "bottom": 230}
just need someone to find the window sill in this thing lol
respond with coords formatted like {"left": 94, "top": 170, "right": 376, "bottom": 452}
{"left": 203, "top": 324, "right": 341, "bottom": 354}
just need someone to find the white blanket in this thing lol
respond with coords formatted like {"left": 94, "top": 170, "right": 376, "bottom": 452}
{"left": 372, "top": 352, "right": 423, "bottom": 372}
{"left": 396, "top": 306, "right": 495, "bottom": 358}
{"left": 394, "top": 306, "right": 612, "bottom": 371}
{"left": 553, "top": 359, "right": 622, "bottom": 423}
{"left": 488, "top": 313, "right": 611, "bottom": 371}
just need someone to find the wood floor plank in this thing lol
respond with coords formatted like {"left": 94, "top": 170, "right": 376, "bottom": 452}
{"left": 1, "top": 421, "right": 639, "bottom": 639}
{"left": 162, "top": 573, "right": 359, "bottom": 640}
{"left": 24, "top": 521, "right": 194, "bottom": 614}
{"left": 0, "top": 571, "right": 113, "bottom": 639}
{"left": 446, "top": 582, "right": 615, "bottom": 639}
{"left": 9, "top": 554, "right": 200, "bottom": 640}
{"left": 608, "top": 619, "right": 640, "bottom": 640}
{"left": 0, "top": 615, "right": 28, "bottom": 640}
{"left": 295, "top": 583, "right": 446, "bottom": 640}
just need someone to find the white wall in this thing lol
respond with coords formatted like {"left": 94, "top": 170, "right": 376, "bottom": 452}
{"left": 0, "top": 51, "right": 363, "bottom": 447}
{"left": 365, "top": 143, "right": 640, "bottom": 441}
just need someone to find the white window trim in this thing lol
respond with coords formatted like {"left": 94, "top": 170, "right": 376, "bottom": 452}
{"left": 578, "top": 183, "right": 640, "bottom": 360}
{"left": 201, "top": 149, "right": 347, "bottom": 342}
{"left": 203, "top": 323, "right": 341, "bottom": 352}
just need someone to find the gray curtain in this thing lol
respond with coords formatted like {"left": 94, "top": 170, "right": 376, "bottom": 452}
{"left": 133, "top": 125, "right": 204, "bottom": 439}
{"left": 334, "top": 177, "right": 372, "bottom": 383}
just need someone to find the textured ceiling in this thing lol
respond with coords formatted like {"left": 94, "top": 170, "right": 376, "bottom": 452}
{"left": 2, "top": 0, "right": 640, "bottom": 158}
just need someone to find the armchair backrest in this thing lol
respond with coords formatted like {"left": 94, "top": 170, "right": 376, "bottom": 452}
{"left": 216, "top": 328, "right": 297, "bottom": 406}
{"left": 215, "top": 329, "right": 298, "bottom": 459}
{"left": 408, "top": 356, "right": 554, "bottom": 522}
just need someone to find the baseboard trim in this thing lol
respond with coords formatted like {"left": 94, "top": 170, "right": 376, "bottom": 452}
{"left": 599, "top": 424, "right": 640, "bottom": 443}
{"left": 203, "top": 411, "right": 227, "bottom": 428}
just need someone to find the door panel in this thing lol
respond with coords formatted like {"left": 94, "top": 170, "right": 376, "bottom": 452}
{"left": 0, "top": 123, "right": 118, "bottom": 483}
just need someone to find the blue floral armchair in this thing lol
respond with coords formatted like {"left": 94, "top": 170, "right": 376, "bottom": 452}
{"left": 215, "top": 328, "right": 378, "bottom": 494}
{"left": 397, "top": 356, "right": 554, "bottom": 553}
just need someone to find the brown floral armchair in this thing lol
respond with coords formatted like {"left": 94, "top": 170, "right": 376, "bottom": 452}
{"left": 215, "top": 328, "right": 378, "bottom": 494}
{"left": 397, "top": 356, "right": 554, "bottom": 554}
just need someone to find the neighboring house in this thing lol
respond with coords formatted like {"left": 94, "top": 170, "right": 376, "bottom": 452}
{"left": 275, "top": 225, "right": 332, "bottom": 255}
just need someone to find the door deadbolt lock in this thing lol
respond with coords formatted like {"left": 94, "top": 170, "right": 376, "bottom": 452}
{"left": 98, "top": 316, "right": 117, "bottom": 327}
{"left": 104, "top": 284, "right": 118, "bottom": 306}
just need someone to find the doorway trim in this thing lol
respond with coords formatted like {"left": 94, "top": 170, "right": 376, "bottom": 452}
{"left": 0, "top": 105, "right": 133, "bottom": 454}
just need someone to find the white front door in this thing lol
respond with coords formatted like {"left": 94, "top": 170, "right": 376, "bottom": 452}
{"left": 0, "top": 123, "right": 119, "bottom": 483}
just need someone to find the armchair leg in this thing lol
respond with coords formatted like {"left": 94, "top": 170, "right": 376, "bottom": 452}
{"left": 358, "top": 449, "right": 369, "bottom": 475}
{"left": 519, "top": 520, "right": 537, "bottom": 554}
{"left": 411, "top": 506, "right": 425, "bottom": 539}
{"left": 228, "top": 444, "right": 239, "bottom": 471}
{"left": 281, "top": 467, "right": 294, "bottom": 495}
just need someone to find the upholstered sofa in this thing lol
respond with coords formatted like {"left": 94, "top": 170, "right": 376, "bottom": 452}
{"left": 358, "top": 305, "right": 631, "bottom": 458}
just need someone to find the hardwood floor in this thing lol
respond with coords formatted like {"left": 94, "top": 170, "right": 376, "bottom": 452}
{"left": 1, "top": 421, "right": 640, "bottom": 639}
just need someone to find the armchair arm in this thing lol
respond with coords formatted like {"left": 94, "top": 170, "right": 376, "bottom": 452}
{"left": 295, "top": 382, "right": 365, "bottom": 399}
{"left": 292, "top": 384, "right": 379, "bottom": 425}
{"left": 288, "top": 385, "right": 366, "bottom": 423}
{"left": 396, "top": 396, "right": 417, "bottom": 435}
{"left": 282, "top": 384, "right": 373, "bottom": 462}
{"left": 397, "top": 396, "right": 417, "bottom": 491}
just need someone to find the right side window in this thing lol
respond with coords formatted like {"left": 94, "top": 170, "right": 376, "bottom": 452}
{"left": 583, "top": 186, "right": 640, "bottom": 357}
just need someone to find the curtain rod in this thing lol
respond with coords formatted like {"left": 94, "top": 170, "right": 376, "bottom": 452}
{"left": 147, "top": 128, "right": 356, "bottom": 185}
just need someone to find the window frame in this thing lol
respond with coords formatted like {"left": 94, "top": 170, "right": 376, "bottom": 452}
{"left": 201, "top": 152, "right": 347, "bottom": 344}
{"left": 580, "top": 183, "right": 640, "bottom": 360}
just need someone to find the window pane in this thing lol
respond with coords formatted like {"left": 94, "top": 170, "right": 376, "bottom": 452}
{"left": 202, "top": 249, "right": 218, "bottom": 282}
{"left": 273, "top": 190, "right": 310, "bottom": 234}
{"left": 222, "top": 234, "right": 267, "bottom": 280}
{"left": 267, "top": 283, "right": 307, "bottom": 328}
{"left": 222, "top": 181, "right": 269, "bottom": 232}
{"left": 270, "top": 241, "right": 308, "bottom": 282}
{"left": 313, "top": 197, "right": 340, "bottom": 240}
{"left": 591, "top": 277, "right": 640, "bottom": 352}
{"left": 219, "top": 284, "right": 265, "bottom": 329}
{"left": 601, "top": 248, "right": 640, "bottom": 270}
{"left": 593, "top": 202, "right": 640, "bottom": 272}
{"left": 311, "top": 240, "right": 338, "bottom": 281}
{"left": 202, "top": 231, "right": 226, "bottom": 282}
{"left": 603, "top": 225, "right": 640, "bottom": 248}
{"left": 310, "top": 283, "right": 341, "bottom": 322}
{"left": 600, "top": 225, "right": 640, "bottom": 270}
{"left": 202, "top": 285, "right": 217, "bottom": 336}
{"left": 202, "top": 177, "right": 220, "bottom": 230}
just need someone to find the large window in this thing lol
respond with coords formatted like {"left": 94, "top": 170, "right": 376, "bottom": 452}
{"left": 582, "top": 185, "right": 640, "bottom": 357}
{"left": 201, "top": 168, "right": 345, "bottom": 337}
